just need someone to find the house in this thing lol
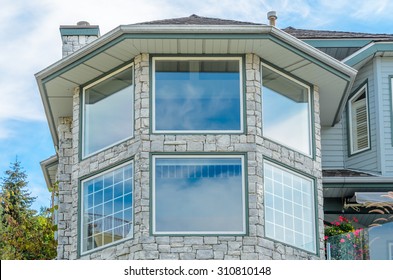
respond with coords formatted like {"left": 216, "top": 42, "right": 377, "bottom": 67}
{"left": 36, "top": 13, "right": 391, "bottom": 260}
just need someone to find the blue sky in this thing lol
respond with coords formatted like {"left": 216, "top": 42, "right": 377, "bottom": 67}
{"left": 1, "top": 0, "right": 393, "bottom": 211}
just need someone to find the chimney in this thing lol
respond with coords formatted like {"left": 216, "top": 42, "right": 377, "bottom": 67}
{"left": 59, "top": 21, "right": 100, "bottom": 58}
{"left": 267, "top": 11, "right": 277, "bottom": 26}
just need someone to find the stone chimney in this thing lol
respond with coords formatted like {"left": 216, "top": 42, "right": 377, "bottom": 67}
{"left": 267, "top": 11, "right": 277, "bottom": 26}
{"left": 59, "top": 21, "right": 100, "bottom": 58}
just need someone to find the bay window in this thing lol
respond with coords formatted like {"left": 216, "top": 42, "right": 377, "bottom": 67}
{"left": 264, "top": 160, "right": 316, "bottom": 253}
{"left": 152, "top": 155, "right": 246, "bottom": 234}
{"left": 82, "top": 64, "right": 134, "bottom": 158}
{"left": 81, "top": 161, "right": 133, "bottom": 254}
{"left": 262, "top": 63, "right": 312, "bottom": 156}
{"left": 153, "top": 57, "right": 243, "bottom": 133}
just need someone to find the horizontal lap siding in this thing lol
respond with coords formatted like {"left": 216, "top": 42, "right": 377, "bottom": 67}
{"left": 380, "top": 58, "right": 393, "bottom": 175}
{"left": 346, "top": 61, "right": 379, "bottom": 172}
{"left": 321, "top": 123, "right": 345, "bottom": 168}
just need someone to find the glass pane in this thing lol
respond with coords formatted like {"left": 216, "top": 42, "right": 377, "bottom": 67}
{"left": 82, "top": 163, "right": 133, "bottom": 253}
{"left": 154, "top": 157, "right": 244, "bottom": 233}
{"left": 154, "top": 59, "right": 241, "bottom": 131}
{"left": 262, "top": 65, "right": 311, "bottom": 155}
{"left": 83, "top": 66, "right": 133, "bottom": 157}
{"left": 263, "top": 161, "right": 315, "bottom": 253}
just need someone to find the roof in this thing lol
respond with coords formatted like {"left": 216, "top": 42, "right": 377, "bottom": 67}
{"left": 323, "top": 169, "right": 375, "bottom": 177}
{"left": 283, "top": 26, "right": 393, "bottom": 40}
{"left": 135, "top": 14, "right": 263, "bottom": 26}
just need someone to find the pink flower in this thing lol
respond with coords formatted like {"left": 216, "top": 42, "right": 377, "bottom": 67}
{"left": 339, "top": 216, "right": 345, "bottom": 222}
{"left": 346, "top": 233, "right": 351, "bottom": 239}
{"left": 324, "top": 236, "right": 328, "bottom": 240}
{"left": 352, "top": 217, "right": 358, "bottom": 223}
{"left": 340, "top": 239, "right": 345, "bottom": 243}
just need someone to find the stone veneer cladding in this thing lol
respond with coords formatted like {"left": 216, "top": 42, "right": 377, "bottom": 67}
{"left": 55, "top": 53, "right": 324, "bottom": 260}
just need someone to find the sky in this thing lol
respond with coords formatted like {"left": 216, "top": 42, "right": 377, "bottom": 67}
{"left": 1, "top": 0, "right": 393, "bottom": 211}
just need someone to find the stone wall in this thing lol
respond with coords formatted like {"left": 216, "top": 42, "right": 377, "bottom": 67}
{"left": 56, "top": 53, "right": 324, "bottom": 260}
{"left": 61, "top": 35, "right": 99, "bottom": 58}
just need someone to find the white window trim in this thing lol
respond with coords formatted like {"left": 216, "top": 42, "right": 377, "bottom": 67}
{"left": 80, "top": 160, "right": 134, "bottom": 255}
{"left": 261, "top": 62, "right": 313, "bottom": 157}
{"left": 348, "top": 84, "right": 370, "bottom": 155}
{"left": 152, "top": 57, "right": 244, "bottom": 134}
{"left": 263, "top": 160, "right": 317, "bottom": 253}
{"left": 152, "top": 154, "right": 247, "bottom": 235}
{"left": 81, "top": 63, "right": 134, "bottom": 159}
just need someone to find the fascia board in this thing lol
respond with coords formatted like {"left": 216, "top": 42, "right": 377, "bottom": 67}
{"left": 35, "top": 24, "right": 358, "bottom": 145}
{"left": 40, "top": 155, "right": 58, "bottom": 191}
{"left": 343, "top": 41, "right": 393, "bottom": 67}
{"left": 323, "top": 176, "right": 393, "bottom": 184}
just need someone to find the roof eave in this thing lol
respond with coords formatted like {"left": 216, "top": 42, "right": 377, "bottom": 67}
{"left": 323, "top": 176, "right": 393, "bottom": 184}
{"left": 36, "top": 24, "right": 357, "bottom": 146}
{"left": 40, "top": 155, "right": 58, "bottom": 191}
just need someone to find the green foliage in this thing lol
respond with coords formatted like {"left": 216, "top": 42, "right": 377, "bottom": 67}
{"left": 0, "top": 160, "right": 57, "bottom": 260}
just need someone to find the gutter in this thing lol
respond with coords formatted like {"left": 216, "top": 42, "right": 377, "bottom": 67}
{"left": 342, "top": 41, "right": 393, "bottom": 67}
{"left": 40, "top": 155, "right": 58, "bottom": 191}
{"left": 323, "top": 176, "right": 393, "bottom": 184}
{"left": 35, "top": 24, "right": 357, "bottom": 83}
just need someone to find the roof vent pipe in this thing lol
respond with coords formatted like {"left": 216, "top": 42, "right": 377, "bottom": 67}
{"left": 267, "top": 11, "right": 277, "bottom": 26}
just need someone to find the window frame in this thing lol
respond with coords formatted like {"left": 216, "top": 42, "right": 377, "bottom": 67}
{"left": 151, "top": 153, "right": 247, "bottom": 235}
{"left": 263, "top": 159, "right": 317, "bottom": 254}
{"left": 348, "top": 83, "right": 370, "bottom": 155}
{"left": 261, "top": 62, "right": 313, "bottom": 157}
{"left": 151, "top": 56, "right": 244, "bottom": 134}
{"left": 81, "top": 63, "right": 134, "bottom": 159}
{"left": 79, "top": 160, "right": 134, "bottom": 255}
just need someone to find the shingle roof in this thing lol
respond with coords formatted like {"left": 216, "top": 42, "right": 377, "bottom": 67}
{"left": 323, "top": 169, "right": 375, "bottom": 177}
{"left": 283, "top": 26, "right": 393, "bottom": 40}
{"left": 135, "top": 14, "right": 263, "bottom": 26}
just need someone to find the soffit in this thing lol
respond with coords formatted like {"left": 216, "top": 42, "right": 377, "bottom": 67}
{"left": 36, "top": 25, "right": 356, "bottom": 145}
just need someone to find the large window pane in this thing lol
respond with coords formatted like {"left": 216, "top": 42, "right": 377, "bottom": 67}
{"left": 153, "top": 58, "right": 242, "bottom": 132}
{"left": 153, "top": 156, "right": 246, "bottom": 234}
{"left": 81, "top": 162, "right": 133, "bottom": 254}
{"left": 83, "top": 65, "right": 133, "bottom": 157}
{"left": 262, "top": 64, "right": 312, "bottom": 155}
{"left": 264, "top": 161, "right": 316, "bottom": 253}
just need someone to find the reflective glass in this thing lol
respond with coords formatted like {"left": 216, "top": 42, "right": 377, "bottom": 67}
{"left": 154, "top": 157, "right": 245, "bottom": 234}
{"left": 154, "top": 59, "right": 242, "bottom": 132}
{"left": 264, "top": 161, "right": 316, "bottom": 253}
{"left": 83, "top": 66, "right": 133, "bottom": 157}
{"left": 262, "top": 65, "right": 311, "bottom": 155}
{"left": 82, "top": 162, "right": 133, "bottom": 253}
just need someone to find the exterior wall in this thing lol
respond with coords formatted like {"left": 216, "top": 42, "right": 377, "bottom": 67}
{"left": 345, "top": 60, "right": 380, "bottom": 173}
{"left": 322, "top": 60, "right": 382, "bottom": 173}
{"left": 379, "top": 57, "right": 393, "bottom": 175}
{"left": 321, "top": 123, "right": 345, "bottom": 169}
{"left": 55, "top": 53, "right": 324, "bottom": 260}
{"left": 56, "top": 116, "right": 74, "bottom": 259}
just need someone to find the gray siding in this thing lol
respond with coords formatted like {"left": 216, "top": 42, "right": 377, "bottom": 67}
{"left": 321, "top": 123, "right": 345, "bottom": 168}
{"left": 345, "top": 60, "right": 380, "bottom": 173}
{"left": 380, "top": 57, "right": 393, "bottom": 175}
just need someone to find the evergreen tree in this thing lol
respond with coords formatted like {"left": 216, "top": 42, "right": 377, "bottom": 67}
{"left": 0, "top": 160, "right": 57, "bottom": 259}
